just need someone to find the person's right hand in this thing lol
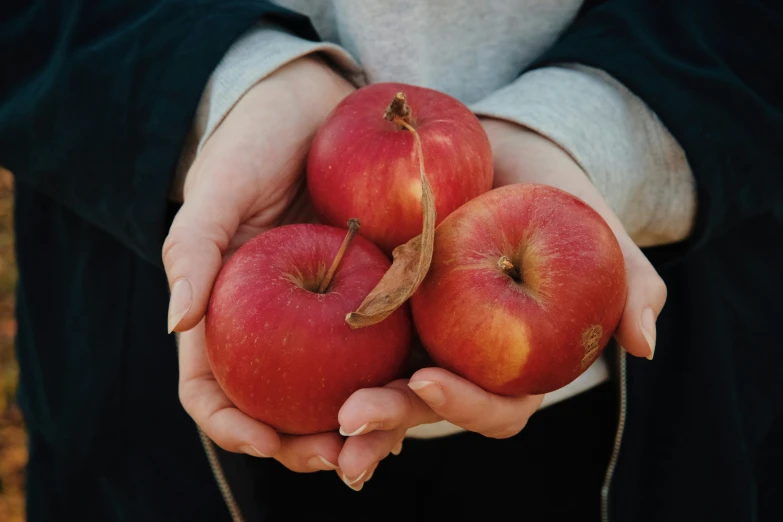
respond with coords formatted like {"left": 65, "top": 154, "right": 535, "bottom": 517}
{"left": 162, "top": 56, "right": 355, "bottom": 472}
{"left": 332, "top": 117, "right": 669, "bottom": 490}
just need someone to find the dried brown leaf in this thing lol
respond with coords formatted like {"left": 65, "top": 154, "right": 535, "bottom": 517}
{"left": 345, "top": 116, "right": 436, "bottom": 329}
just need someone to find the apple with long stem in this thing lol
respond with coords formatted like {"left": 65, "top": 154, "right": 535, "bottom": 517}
{"left": 307, "top": 83, "right": 493, "bottom": 255}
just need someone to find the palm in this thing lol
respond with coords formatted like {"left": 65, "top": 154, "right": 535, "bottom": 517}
{"left": 226, "top": 175, "right": 315, "bottom": 258}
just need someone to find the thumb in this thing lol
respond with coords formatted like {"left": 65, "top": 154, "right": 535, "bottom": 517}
{"left": 162, "top": 187, "right": 239, "bottom": 334}
{"left": 613, "top": 239, "right": 668, "bottom": 360}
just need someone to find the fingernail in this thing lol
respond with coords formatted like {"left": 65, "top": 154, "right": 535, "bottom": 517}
{"left": 640, "top": 307, "right": 657, "bottom": 360}
{"left": 307, "top": 455, "right": 338, "bottom": 471}
{"left": 168, "top": 279, "right": 192, "bottom": 333}
{"left": 391, "top": 440, "right": 403, "bottom": 456}
{"left": 408, "top": 381, "right": 446, "bottom": 406}
{"left": 240, "top": 445, "right": 270, "bottom": 458}
{"left": 365, "top": 467, "right": 375, "bottom": 483}
{"left": 339, "top": 422, "right": 381, "bottom": 437}
{"left": 341, "top": 469, "right": 368, "bottom": 491}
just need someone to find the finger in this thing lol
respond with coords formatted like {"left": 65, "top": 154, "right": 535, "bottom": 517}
{"left": 407, "top": 368, "right": 543, "bottom": 439}
{"left": 338, "top": 428, "right": 406, "bottom": 483}
{"left": 162, "top": 164, "right": 245, "bottom": 333}
{"left": 337, "top": 461, "right": 380, "bottom": 492}
{"left": 336, "top": 381, "right": 436, "bottom": 481}
{"left": 337, "top": 379, "right": 440, "bottom": 436}
{"left": 162, "top": 117, "right": 272, "bottom": 334}
{"left": 178, "top": 321, "right": 280, "bottom": 457}
{"left": 613, "top": 236, "right": 667, "bottom": 360}
{"left": 274, "top": 432, "right": 344, "bottom": 473}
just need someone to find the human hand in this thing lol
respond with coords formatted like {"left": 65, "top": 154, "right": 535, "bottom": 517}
{"left": 163, "top": 56, "right": 355, "bottom": 472}
{"left": 333, "top": 117, "right": 666, "bottom": 490}
{"left": 479, "top": 117, "right": 667, "bottom": 359}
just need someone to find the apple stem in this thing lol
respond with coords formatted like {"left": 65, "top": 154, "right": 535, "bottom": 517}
{"left": 384, "top": 93, "right": 425, "bottom": 192}
{"left": 498, "top": 256, "right": 522, "bottom": 283}
{"left": 391, "top": 120, "right": 426, "bottom": 196}
{"left": 319, "top": 219, "right": 361, "bottom": 293}
{"left": 384, "top": 92, "right": 413, "bottom": 127}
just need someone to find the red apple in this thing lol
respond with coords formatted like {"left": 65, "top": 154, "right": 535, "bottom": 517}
{"left": 307, "top": 82, "right": 493, "bottom": 255}
{"left": 205, "top": 222, "right": 412, "bottom": 435}
{"left": 410, "top": 184, "right": 626, "bottom": 396}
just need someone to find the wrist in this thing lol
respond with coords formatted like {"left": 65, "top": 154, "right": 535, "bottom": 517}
{"left": 271, "top": 55, "right": 355, "bottom": 127}
{"left": 479, "top": 117, "right": 587, "bottom": 188}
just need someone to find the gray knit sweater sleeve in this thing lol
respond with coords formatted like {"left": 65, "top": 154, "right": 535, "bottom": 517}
{"left": 470, "top": 64, "right": 697, "bottom": 247}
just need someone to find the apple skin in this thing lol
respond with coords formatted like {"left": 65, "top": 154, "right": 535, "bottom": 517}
{"left": 307, "top": 82, "right": 493, "bottom": 255}
{"left": 410, "top": 184, "right": 627, "bottom": 396}
{"left": 205, "top": 224, "right": 412, "bottom": 435}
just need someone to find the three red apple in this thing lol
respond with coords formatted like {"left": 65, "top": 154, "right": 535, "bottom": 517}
{"left": 205, "top": 82, "right": 627, "bottom": 439}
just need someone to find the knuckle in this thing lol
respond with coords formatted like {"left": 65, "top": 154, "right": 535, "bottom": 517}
{"left": 392, "top": 388, "right": 416, "bottom": 419}
{"left": 161, "top": 223, "right": 228, "bottom": 280}
{"left": 161, "top": 227, "right": 188, "bottom": 273}
{"left": 350, "top": 387, "right": 377, "bottom": 404}
{"left": 649, "top": 276, "right": 668, "bottom": 308}
{"left": 272, "top": 451, "right": 298, "bottom": 472}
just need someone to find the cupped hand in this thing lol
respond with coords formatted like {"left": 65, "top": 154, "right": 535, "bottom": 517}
{"left": 334, "top": 117, "right": 667, "bottom": 490}
{"left": 162, "top": 56, "right": 355, "bottom": 472}
{"left": 480, "top": 117, "right": 667, "bottom": 359}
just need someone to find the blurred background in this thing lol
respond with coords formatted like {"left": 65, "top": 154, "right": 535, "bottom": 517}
{"left": 0, "top": 166, "right": 25, "bottom": 522}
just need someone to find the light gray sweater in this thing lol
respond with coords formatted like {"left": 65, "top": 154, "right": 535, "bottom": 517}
{"left": 182, "top": 0, "right": 697, "bottom": 437}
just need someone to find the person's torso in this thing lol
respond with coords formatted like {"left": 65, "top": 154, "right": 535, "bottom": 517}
{"left": 274, "top": 0, "right": 583, "bottom": 103}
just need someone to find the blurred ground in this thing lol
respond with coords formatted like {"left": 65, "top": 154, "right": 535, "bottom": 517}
{"left": 0, "top": 166, "right": 25, "bottom": 522}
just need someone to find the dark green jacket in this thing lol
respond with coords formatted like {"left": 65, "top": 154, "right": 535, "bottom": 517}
{"left": 2, "top": 1, "right": 782, "bottom": 521}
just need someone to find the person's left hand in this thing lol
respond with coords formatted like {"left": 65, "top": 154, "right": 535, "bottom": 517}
{"left": 334, "top": 117, "right": 667, "bottom": 491}
{"left": 165, "top": 56, "right": 356, "bottom": 473}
